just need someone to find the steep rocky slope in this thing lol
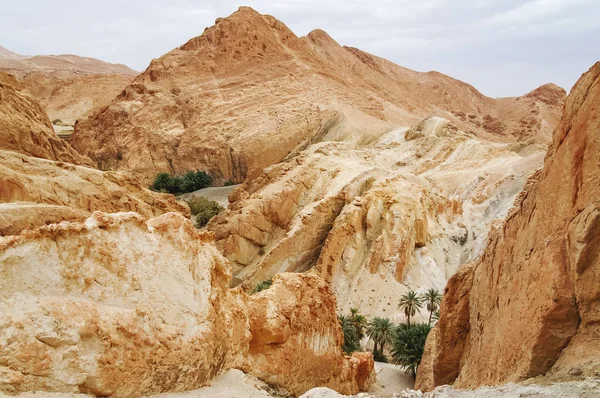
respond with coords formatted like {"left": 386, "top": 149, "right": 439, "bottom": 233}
{"left": 208, "top": 116, "right": 546, "bottom": 318}
{"left": 70, "top": 6, "right": 563, "bottom": 184}
{"left": 416, "top": 62, "right": 600, "bottom": 390}
{"left": 0, "top": 72, "right": 186, "bottom": 234}
{"left": 0, "top": 73, "right": 92, "bottom": 165}
{"left": 22, "top": 73, "right": 135, "bottom": 126}
{"left": 0, "top": 212, "right": 373, "bottom": 396}
{"left": 0, "top": 45, "right": 136, "bottom": 132}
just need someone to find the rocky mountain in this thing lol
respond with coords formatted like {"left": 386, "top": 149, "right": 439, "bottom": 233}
{"left": 0, "top": 71, "right": 185, "bottom": 235}
{"left": 0, "top": 45, "right": 26, "bottom": 61}
{"left": 0, "top": 45, "right": 137, "bottom": 133}
{"left": 416, "top": 62, "right": 600, "bottom": 390}
{"left": 0, "top": 45, "right": 136, "bottom": 78}
{"left": 70, "top": 6, "right": 564, "bottom": 184}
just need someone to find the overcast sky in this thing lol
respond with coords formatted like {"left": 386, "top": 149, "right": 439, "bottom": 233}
{"left": 1, "top": 0, "right": 598, "bottom": 97}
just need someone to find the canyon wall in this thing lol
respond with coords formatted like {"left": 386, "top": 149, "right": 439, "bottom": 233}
{"left": 208, "top": 117, "right": 546, "bottom": 318}
{"left": 0, "top": 70, "right": 186, "bottom": 235}
{"left": 0, "top": 212, "right": 374, "bottom": 397}
{"left": 416, "top": 62, "right": 600, "bottom": 390}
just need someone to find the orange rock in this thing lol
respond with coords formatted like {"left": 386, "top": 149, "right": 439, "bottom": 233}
{"left": 416, "top": 62, "right": 600, "bottom": 391}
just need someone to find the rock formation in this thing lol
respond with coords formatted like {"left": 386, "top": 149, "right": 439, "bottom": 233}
{"left": 0, "top": 71, "right": 186, "bottom": 234}
{"left": 208, "top": 116, "right": 546, "bottom": 318}
{"left": 0, "top": 45, "right": 136, "bottom": 134}
{"left": 245, "top": 273, "right": 375, "bottom": 396}
{"left": 71, "top": 7, "right": 564, "bottom": 184}
{"left": 415, "top": 62, "right": 600, "bottom": 390}
{"left": 0, "top": 72, "right": 92, "bottom": 165}
{"left": 0, "top": 212, "right": 374, "bottom": 396}
{"left": 0, "top": 46, "right": 137, "bottom": 78}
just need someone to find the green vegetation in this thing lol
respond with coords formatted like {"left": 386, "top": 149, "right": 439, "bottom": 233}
{"left": 397, "top": 290, "right": 423, "bottom": 326}
{"left": 372, "top": 348, "right": 388, "bottom": 363}
{"left": 391, "top": 322, "right": 432, "bottom": 378}
{"left": 422, "top": 288, "right": 442, "bottom": 325}
{"left": 251, "top": 278, "right": 273, "bottom": 294}
{"left": 336, "top": 289, "right": 442, "bottom": 377}
{"left": 185, "top": 196, "right": 224, "bottom": 227}
{"left": 349, "top": 308, "right": 367, "bottom": 340}
{"left": 339, "top": 314, "right": 360, "bottom": 354}
{"left": 151, "top": 170, "right": 212, "bottom": 195}
{"left": 224, "top": 179, "right": 237, "bottom": 186}
{"left": 366, "top": 317, "right": 395, "bottom": 353}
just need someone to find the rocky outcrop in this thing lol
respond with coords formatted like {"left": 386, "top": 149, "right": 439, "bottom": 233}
{"left": 245, "top": 273, "right": 374, "bottom": 396}
{"left": 0, "top": 72, "right": 92, "bottom": 165}
{"left": 71, "top": 7, "right": 563, "bottom": 184}
{"left": 0, "top": 150, "right": 188, "bottom": 230}
{"left": 416, "top": 63, "right": 600, "bottom": 390}
{"left": 0, "top": 212, "right": 374, "bottom": 396}
{"left": 0, "top": 71, "right": 187, "bottom": 235}
{"left": 208, "top": 117, "right": 545, "bottom": 318}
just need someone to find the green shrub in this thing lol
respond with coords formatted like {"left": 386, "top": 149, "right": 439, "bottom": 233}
{"left": 372, "top": 349, "right": 388, "bottom": 363}
{"left": 251, "top": 278, "right": 273, "bottom": 294}
{"left": 391, "top": 323, "right": 431, "bottom": 378}
{"left": 224, "top": 179, "right": 236, "bottom": 186}
{"left": 339, "top": 314, "right": 360, "bottom": 354}
{"left": 185, "top": 196, "right": 224, "bottom": 227}
{"left": 151, "top": 170, "right": 212, "bottom": 195}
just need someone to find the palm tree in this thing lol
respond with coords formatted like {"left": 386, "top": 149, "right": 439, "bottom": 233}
{"left": 366, "top": 317, "right": 395, "bottom": 353}
{"left": 391, "top": 323, "right": 432, "bottom": 378}
{"left": 349, "top": 308, "right": 367, "bottom": 339}
{"left": 397, "top": 290, "right": 423, "bottom": 326}
{"left": 339, "top": 314, "right": 360, "bottom": 354}
{"left": 421, "top": 288, "right": 442, "bottom": 325}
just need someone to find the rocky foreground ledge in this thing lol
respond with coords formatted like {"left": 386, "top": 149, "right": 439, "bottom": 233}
{"left": 0, "top": 211, "right": 373, "bottom": 396}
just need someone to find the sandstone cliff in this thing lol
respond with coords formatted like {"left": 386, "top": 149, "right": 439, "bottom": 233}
{"left": 416, "top": 62, "right": 600, "bottom": 390}
{"left": 208, "top": 116, "right": 545, "bottom": 318}
{"left": 0, "top": 212, "right": 374, "bottom": 396}
{"left": 0, "top": 71, "right": 187, "bottom": 235}
{"left": 0, "top": 72, "right": 92, "bottom": 165}
{"left": 70, "top": 7, "right": 564, "bottom": 184}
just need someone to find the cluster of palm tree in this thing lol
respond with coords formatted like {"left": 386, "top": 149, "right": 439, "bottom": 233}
{"left": 397, "top": 288, "right": 442, "bottom": 326}
{"left": 338, "top": 288, "right": 442, "bottom": 378}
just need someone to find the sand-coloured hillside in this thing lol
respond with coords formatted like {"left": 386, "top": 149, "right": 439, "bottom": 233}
{"left": 71, "top": 6, "right": 564, "bottom": 184}
{"left": 208, "top": 116, "right": 546, "bottom": 318}
{"left": 416, "top": 62, "right": 600, "bottom": 391}
{"left": 0, "top": 71, "right": 186, "bottom": 235}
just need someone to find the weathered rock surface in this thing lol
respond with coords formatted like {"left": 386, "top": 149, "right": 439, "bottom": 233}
{"left": 0, "top": 71, "right": 187, "bottom": 235}
{"left": 0, "top": 212, "right": 374, "bottom": 396}
{"left": 208, "top": 117, "right": 545, "bottom": 319}
{"left": 71, "top": 7, "right": 563, "bottom": 184}
{"left": 0, "top": 72, "right": 92, "bottom": 165}
{"left": 245, "top": 273, "right": 375, "bottom": 396}
{"left": 416, "top": 62, "right": 600, "bottom": 390}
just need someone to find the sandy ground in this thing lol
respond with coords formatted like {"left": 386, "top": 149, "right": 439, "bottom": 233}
{"left": 368, "top": 362, "right": 414, "bottom": 397}
{"left": 178, "top": 185, "right": 240, "bottom": 207}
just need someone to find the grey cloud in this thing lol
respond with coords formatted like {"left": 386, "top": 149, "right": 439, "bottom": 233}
{"left": 0, "top": 0, "right": 598, "bottom": 96}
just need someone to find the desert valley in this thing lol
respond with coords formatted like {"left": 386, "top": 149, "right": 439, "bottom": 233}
{"left": 0, "top": 5, "right": 598, "bottom": 398}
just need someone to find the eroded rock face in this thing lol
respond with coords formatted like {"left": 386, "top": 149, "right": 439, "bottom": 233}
{"left": 0, "top": 73, "right": 92, "bottom": 165}
{"left": 416, "top": 62, "right": 600, "bottom": 390}
{"left": 0, "top": 71, "right": 187, "bottom": 235}
{"left": 71, "top": 7, "right": 563, "bottom": 185}
{"left": 208, "top": 117, "right": 545, "bottom": 318}
{"left": 245, "top": 273, "right": 374, "bottom": 396}
{"left": 0, "top": 212, "right": 374, "bottom": 396}
{"left": 0, "top": 212, "right": 249, "bottom": 396}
